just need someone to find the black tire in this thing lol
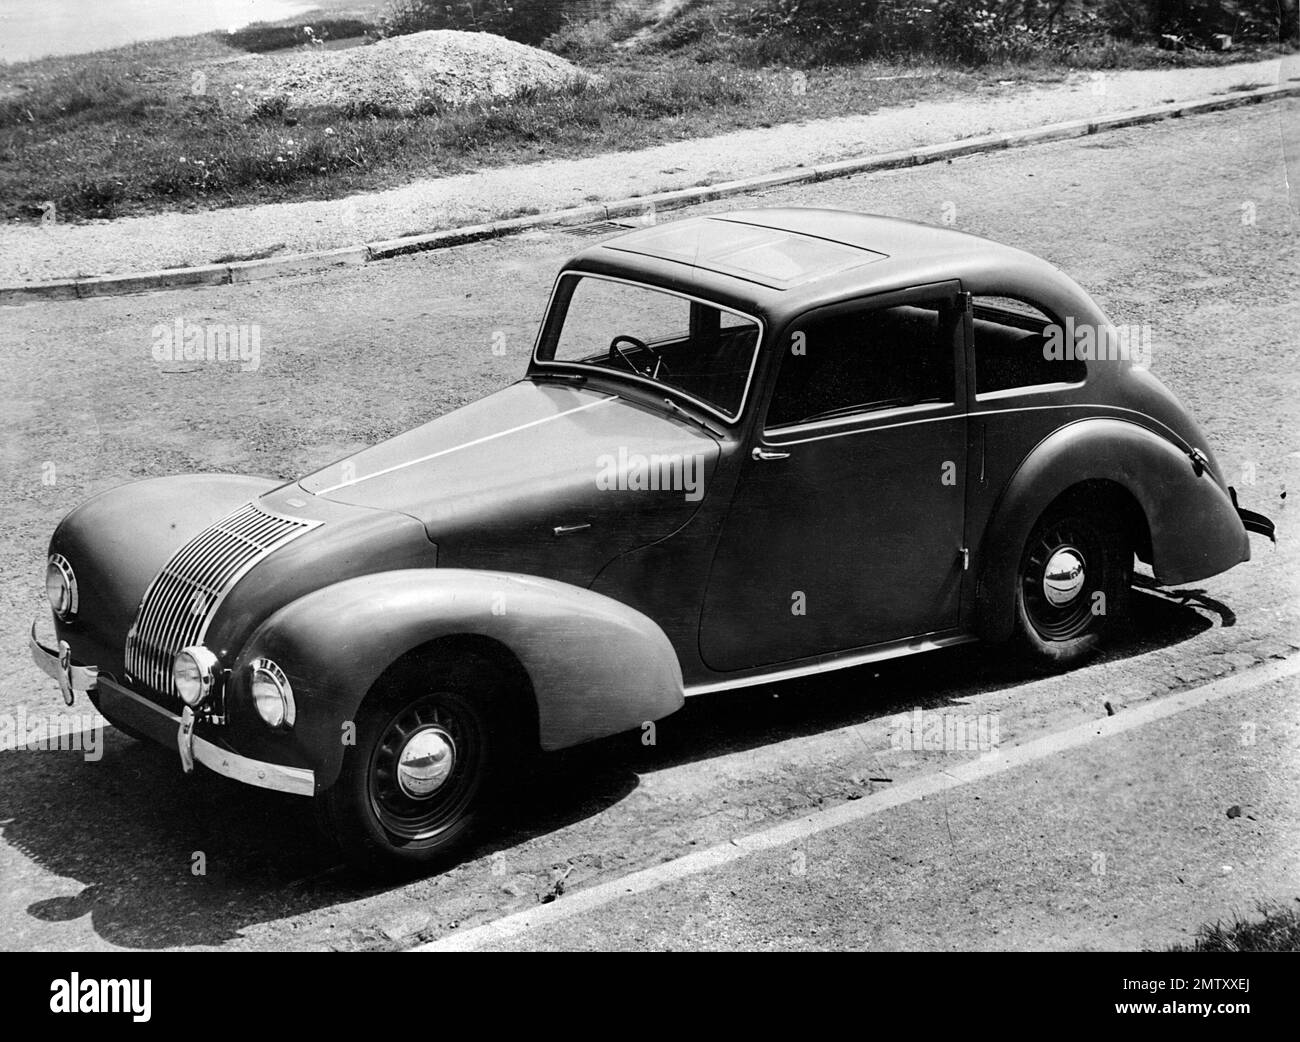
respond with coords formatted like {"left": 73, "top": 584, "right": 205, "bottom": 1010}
{"left": 317, "top": 652, "right": 521, "bottom": 878}
{"left": 1012, "top": 499, "right": 1132, "bottom": 670}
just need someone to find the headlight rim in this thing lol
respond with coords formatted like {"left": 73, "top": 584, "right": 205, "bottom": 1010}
{"left": 173, "top": 645, "right": 219, "bottom": 707}
{"left": 250, "top": 657, "right": 295, "bottom": 729}
{"left": 45, "top": 554, "right": 77, "bottom": 620}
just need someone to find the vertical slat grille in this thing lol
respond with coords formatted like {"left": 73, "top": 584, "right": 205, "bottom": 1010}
{"left": 124, "top": 502, "right": 316, "bottom": 699}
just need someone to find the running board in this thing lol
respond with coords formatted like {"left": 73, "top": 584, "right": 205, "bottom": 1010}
{"left": 684, "top": 633, "right": 977, "bottom": 697}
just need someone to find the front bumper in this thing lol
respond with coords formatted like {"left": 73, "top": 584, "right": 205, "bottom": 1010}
{"left": 29, "top": 622, "right": 315, "bottom": 797}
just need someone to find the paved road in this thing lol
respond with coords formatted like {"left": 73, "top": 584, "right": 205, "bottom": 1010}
{"left": 0, "top": 100, "right": 1295, "bottom": 950}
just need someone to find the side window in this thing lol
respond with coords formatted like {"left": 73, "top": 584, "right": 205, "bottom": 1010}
{"left": 972, "top": 296, "right": 1085, "bottom": 394}
{"left": 766, "top": 300, "right": 956, "bottom": 430}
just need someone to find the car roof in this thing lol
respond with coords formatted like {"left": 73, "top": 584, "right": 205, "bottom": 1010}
{"left": 570, "top": 208, "right": 1103, "bottom": 326}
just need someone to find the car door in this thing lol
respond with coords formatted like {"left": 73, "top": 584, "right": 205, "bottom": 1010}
{"left": 699, "top": 282, "right": 970, "bottom": 672}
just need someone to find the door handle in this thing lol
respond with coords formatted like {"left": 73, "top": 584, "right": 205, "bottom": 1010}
{"left": 751, "top": 446, "right": 790, "bottom": 461}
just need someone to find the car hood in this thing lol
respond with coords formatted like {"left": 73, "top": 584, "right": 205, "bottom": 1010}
{"left": 297, "top": 381, "right": 721, "bottom": 584}
{"left": 47, "top": 473, "right": 436, "bottom": 685}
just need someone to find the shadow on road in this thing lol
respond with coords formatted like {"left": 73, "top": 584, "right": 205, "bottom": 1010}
{"left": 0, "top": 585, "right": 1210, "bottom": 948}
{"left": 556, "top": 585, "right": 1214, "bottom": 778}
{"left": 0, "top": 727, "right": 636, "bottom": 949}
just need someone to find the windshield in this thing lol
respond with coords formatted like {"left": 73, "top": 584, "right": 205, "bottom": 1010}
{"left": 535, "top": 273, "right": 762, "bottom": 420}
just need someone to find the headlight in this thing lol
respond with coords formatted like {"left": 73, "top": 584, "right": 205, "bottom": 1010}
{"left": 45, "top": 554, "right": 77, "bottom": 619}
{"left": 173, "top": 646, "right": 219, "bottom": 707}
{"left": 250, "top": 658, "right": 295, "bottom": 729}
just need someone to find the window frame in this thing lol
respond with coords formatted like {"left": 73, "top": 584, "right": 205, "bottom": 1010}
{"left": 970, "top": 295, "right": 1088, "bottom": 400}
{"left": 532, "top": 271, "right": 765, "bottom": 425}
{"left": 760, "top": 282, "right": 967, "bottom": 440}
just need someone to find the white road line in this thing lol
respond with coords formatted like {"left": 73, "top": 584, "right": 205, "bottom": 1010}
{"left": 315, "top": 395, "right": 617, "bottom": 493}
{"left": 412, "top": 653, "right": 1300, "bottom": 952}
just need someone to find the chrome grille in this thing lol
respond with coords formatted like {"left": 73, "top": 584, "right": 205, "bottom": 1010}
{"left": 124, "top": 501, "right": 318, "bottom": 699}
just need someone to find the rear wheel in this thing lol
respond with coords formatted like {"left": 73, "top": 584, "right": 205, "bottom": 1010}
{"left": 318, "top": 653, "right": 522, "bottom": 877}
{"left": 1012, "top": 500, "right": 1132, "bottom": 669}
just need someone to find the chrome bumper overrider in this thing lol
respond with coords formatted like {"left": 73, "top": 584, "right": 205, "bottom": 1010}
{"left": 29, "top": 622, "right": 315, "bottom": 797}
{"left": 27, "top": 621, "right": 98, "bottom": 705}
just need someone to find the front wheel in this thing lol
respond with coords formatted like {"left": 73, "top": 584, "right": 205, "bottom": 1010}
{"left": 1012, "top": 502, "right": 1132, "bottom": 670}
{"left": 318, "top": 655, "right": 519, "bottom": 877}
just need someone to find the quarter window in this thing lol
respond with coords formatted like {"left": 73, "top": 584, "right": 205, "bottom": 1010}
{"left": 972, "top": 296, "right": 1085, "bottom": 394}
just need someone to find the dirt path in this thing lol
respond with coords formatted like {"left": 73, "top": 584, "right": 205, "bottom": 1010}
{"left": 0, "top": 55, "right": 1292, "bottom": 285}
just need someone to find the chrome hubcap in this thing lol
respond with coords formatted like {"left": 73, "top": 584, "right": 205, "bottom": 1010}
{"left": 395, "top": 726, "right": 456, "bottom": 799}
{"left": 1042, "top": 547, "right": 1086, "bottom": 607}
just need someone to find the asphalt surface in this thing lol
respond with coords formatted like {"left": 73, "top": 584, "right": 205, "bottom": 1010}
{"left": 0, "top": 99, "right": 1296, "bottom": 951}
{"left": 452, "top": 663, "right": 1300, "bottom": 951}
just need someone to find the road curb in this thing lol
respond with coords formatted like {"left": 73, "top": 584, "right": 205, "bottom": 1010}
{"left": 2, "top": 81, "right": 1295, "bottom": 306}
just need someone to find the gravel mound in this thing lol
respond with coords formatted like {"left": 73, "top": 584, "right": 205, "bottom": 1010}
{"left": 268, "top": 30, "right": 593, "bottom": 113}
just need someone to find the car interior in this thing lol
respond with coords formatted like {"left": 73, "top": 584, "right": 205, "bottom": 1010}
{"left": 544, "top": 276, "right": 761, "bottom": 417}
{"left": 972, "top": 299, "right": 1087, "bottom": 394}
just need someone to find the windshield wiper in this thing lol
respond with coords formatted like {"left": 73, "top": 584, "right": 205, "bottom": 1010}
{"left": 530, "top": 371, "right": 587, "bottom": 385}
{"left": 661, "top": 397, "right": 724, "bottom": 439}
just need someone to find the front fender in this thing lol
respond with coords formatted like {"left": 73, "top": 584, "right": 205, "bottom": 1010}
{"left": 234, "top": 569, "right": 684, "bottom": 790}
{"left": 975, "top": 418, "right": 1248, "bottom": 643}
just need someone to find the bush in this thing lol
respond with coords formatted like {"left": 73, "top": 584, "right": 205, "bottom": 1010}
{"left": 1152, "top": 0, "right": 1298, "bottom": 43}
{"left": 382, "top": 0, "right": 568, "bottom": 46}
{"left": 224, "top": 19, "right": 375, "bottom": 52}
{"left": 733, "top": 0, "right": 936, "bottom": 62}
{"left": 629, "top": 0, "right": 1298, "bottom": 65}
{"left": 933, "top": 3, "right": 1078, "bottom": 64}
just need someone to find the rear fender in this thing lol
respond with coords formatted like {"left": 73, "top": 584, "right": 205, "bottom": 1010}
{"left": 975, "top": 418, "right": 1248, "bottom": 643}
{"left": 234, "top": 570, "right": 684, "bottom": 790}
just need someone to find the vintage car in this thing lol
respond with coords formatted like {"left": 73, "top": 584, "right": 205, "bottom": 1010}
{"left": 31, "top": 208, "right": 1274, "bottom": 872}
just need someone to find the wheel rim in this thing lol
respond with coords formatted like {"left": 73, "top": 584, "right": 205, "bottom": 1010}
{"left": 368, "top": 695, "right": 482, "bottom": 842}
{"left": 1022, "top": 521, "right": 1099, "bottom": 642}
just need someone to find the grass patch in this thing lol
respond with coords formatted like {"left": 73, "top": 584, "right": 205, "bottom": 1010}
{"left": 0, "top": 39, "right": 963, "bottom": 222}
{"left": 1166, "top": 903, "right": 1300, "bottom": 952}
{"left": 0, "top": 6, "right": 1292, "bottom": 224}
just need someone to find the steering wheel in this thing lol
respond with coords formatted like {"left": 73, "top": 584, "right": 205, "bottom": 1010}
{"left": 609, "top": 335, "right": 669, "bottom": 379}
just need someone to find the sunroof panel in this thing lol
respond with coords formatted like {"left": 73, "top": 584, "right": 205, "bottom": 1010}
{"left": 608, "top": 219, "right": 886, "bottom": 288}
